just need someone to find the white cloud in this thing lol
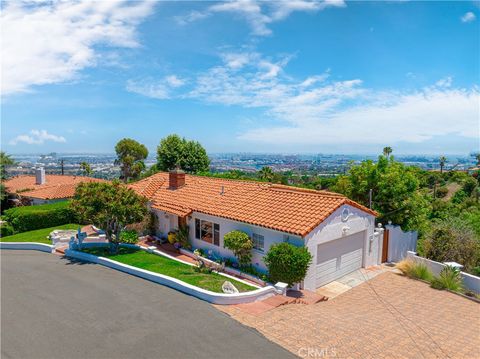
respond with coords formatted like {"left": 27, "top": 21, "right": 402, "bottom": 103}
{"left": 165, "top": 75, "right": 186, "bottom": 88}
{"left": 135, "top": 51, "right": 478, "bottom": 147}
{"left": 176, "top": 0, "right": 345, "bottom": 36}
{"left": 461, "top": 11, "right": 476, "bottom": 23}
{"left": 1, "top": 0, "right": 155, "bottom": 95}
{"left": 9, "top": 130, "right": 67, "bottom": 145}
{"left": 126, "top": 75, "right": 185, "bottom": 99}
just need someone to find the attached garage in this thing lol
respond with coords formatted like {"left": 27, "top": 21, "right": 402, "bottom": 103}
{"left": 315, "top": 231, "right": 365, "bottom": 288}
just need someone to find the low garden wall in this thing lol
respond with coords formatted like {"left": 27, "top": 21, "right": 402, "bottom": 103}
{"left": 0, "top": 242, "right": 54, "bottom": 253}
{"left": 65, "top": 248, "right": 277, "bottom": 305}
{"left": 406, "top": 251, "right": 480, "bottom": 293}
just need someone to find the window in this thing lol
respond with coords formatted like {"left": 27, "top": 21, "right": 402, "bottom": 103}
{"left": 201, "top": 221, "right": 213, "bottom": 243}
{"left": 194, "top": 218, "right": 219, "bottom": 246}
{"left": 214, "top": 223, "right": 220, "bottom": 246}
{"left": 252, "top": 233, "right": 264, "bottom": 252}
{"left": 195, "top": 219, "right": 201, "bottom": 239}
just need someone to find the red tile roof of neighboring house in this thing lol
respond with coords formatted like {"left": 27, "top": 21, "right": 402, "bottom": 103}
{"left": 3, "top": 175, "right": 107, "bottom": 200}
{"left": 129, "top": 172, "right": 377, "bottom": 237}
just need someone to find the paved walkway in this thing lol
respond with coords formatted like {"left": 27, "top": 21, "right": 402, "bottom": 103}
{"left": 217, "top": 272, "right": 480, "bottom": 358}
{"left": 316, "top": 264, "right": 397, "bottom": 299}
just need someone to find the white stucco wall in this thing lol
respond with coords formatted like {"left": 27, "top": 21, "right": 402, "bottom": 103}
{"left": 302, "top": 204, "right": 378, "bottom": 291}
{"left": 152, "top": 204, "right": 379, "bottom": 289}
{"left": 28, "top": 197, "right": 67, "bottom": 205}
{"left": 186, "top": 212, "right": 304, "bottom": 272}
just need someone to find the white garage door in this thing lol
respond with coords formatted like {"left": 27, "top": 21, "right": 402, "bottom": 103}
{"left": 315, "top": 231, "right": 365, "bottom": 288}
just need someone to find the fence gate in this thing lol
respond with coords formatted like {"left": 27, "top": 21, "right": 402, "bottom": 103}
{"left": 381, "top": 229, "right": 389, "bottom": 262}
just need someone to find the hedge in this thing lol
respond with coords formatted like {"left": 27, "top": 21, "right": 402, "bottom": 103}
{"left": 3, "top": 201, "right": 78, "bottom": 233}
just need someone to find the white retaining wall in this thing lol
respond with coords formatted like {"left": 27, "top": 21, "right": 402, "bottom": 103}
{"left": 386, "top": 224, "right": 417, "bottom": 263}
{"left": 65, "top": 249, "right": 277, "bottom": 304}
{"left": 0, "top": 242, "right": 54, "bottom": 253}
{"left": 406, "top": 251, "right": 480, "bottom": 293}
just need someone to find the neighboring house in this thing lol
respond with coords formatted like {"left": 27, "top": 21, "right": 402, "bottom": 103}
{"left": 130, "top": 169, "right": 383, "bottom": 291}
{"left": 3, "top": 168, "right": 106, "bottom": 205}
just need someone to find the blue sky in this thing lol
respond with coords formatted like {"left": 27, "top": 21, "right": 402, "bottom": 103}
{"left": 1, "top": 0, "right": 479, "bottom": 155}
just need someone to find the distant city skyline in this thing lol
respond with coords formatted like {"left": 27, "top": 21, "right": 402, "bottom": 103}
{"left": 1, "top": 1, "right": 479, "bottom": 155}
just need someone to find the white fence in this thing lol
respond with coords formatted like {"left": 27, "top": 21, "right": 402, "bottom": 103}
{"left": 406, "top": 251, "right": 480, "bottom": 294}
{"left": 385, "top": 224, "right": 417, "bottom": 263}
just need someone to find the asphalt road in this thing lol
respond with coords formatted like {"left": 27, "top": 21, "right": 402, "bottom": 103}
{"left": 1, "top": 250, "right": 296, "bottom": 359}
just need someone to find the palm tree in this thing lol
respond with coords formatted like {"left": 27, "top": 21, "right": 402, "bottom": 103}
{"left": 0, "top": 151, "right": 15, "bottom": 180}
{"left": 382, "top": 147, "right": 393, "bottom": 157}
{"left": 79, "top": 161, "right": 92, "bottom": 176}
{"left": 439, "top": 156, "right": 447, "bottom": 173}
{"left": 258, "top": 166, "right": 274, "bottom": 181}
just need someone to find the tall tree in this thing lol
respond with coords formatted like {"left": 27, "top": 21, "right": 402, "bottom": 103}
{"left": 71, "top": 181, "right": 148, "bottom": 253}
{"left": 115, "top": 138, "right": 148, "bottom": 182}
{"left": 382, "top": 146, "right": 393, "bottom": 157}
{"left": 258, "top": 166, "right": 274, "bottom": 181}
{"left": 156, "top": 134, "right": 210, "bottom": 173}
{"left": 79, "top": 161, "right": 92, "bottom": 176}
{"left": 439, "top": 156, "right": 447, "bottom": 173}
{"left": 333, "top": 154, "right": 430, "bottom": 231}
{"left": 0, "top": 152, "right": 15, "bottom": 180}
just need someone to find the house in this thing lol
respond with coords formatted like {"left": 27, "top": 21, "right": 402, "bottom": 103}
{"left": 129, "top": 169, "right": 383, "bottom": 291}
{"left": 3, "top": 167, "right": 106, "bottom": 205}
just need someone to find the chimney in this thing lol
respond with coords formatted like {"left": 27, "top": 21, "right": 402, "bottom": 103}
{"left": 169, "top": 167, "right": 185, "bottom": 190}
{"left": 35, "top": 167, "right": 46, "bottom": 185}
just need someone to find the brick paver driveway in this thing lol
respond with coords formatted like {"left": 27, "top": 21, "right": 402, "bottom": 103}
{"left": 217, "top": 272, "right": 480, "bottom": 359}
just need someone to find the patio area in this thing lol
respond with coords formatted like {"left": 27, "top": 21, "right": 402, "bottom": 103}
{"left": 216, "top": 271, "right": 480, "bottom": 358}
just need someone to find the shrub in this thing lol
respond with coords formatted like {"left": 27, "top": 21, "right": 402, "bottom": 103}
{"left": 395, "top": 259, "right": 433, "bottom": 281}
{"left": 3, "top": 201, "right": 77, "bottom": 233}
{"left": 435, "top": 186, "right": 448, "bottom": 198}
{"left": 264, "top": 242, "right": 312, "bottom": 287}
{"left": 119, "top": 230, "right": 138, "bottom": 244}
{"left": 0, "top": 222, "right": 14, "bottom": 237}
{"left": 422, "top": 217, "right": 480, "bottom": 272}
{"left": 223, "top": 230, "right": 253, "bottom": 266}
{"left": 176, "top": 225, "right": 190, "bottom": 249}
{"left": 430, "top": 266, "right": 463, "bottom": 292}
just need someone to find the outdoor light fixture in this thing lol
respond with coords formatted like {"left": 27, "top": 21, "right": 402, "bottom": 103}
{"left": 342, "top": 226, "right": 350, "bottom": 235}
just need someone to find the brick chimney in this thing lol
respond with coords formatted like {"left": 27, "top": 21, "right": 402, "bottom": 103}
{"left": 169, "top": 167, "right": 185, "bottom": 190}
{"left": 35, "top": 167, "right": 46, "bottom": 185}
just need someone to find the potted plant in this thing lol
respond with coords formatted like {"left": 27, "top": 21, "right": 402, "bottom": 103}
{"left": 167, "top": 231, "right": 177, "bottom": 244}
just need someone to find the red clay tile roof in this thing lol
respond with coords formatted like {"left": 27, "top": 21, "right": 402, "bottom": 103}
{"left": 129, "top": 173, "right": 377, "bottom": 237}
{"left": 3, "top": 175, "right": 107, "bottom": 200}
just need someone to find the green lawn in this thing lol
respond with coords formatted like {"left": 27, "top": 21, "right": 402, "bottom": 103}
{"left": 81, "top": 247, "right": 256, "bottom": 293}
{"left": 0, "top": 224, "right": 81, "bottom": 244}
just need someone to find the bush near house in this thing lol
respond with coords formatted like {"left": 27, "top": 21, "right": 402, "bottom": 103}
{"left": 119, "top": 230, "right": 139, "bottom": 244}
{"left": 264, "top": 242, "right": 312, "bottom": 287}
{"left": 223, "top": 230, "right": 253, "bottom": 266}
{"left": 3, "top": 201, "right": 77, "bottom": 234}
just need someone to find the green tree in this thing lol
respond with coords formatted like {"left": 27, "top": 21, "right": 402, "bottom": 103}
{"left": 333, "top": 155, "right": 430, "bottom": 231}
{"left": 156, "top": 134, "right": 210, "bottom": 173}
{"left": 258, "top": 166, "right": 274, "bottom": 181}
{"left": 382, "top": 146, "right": 393, "bottom": 157}
{"left": 223, "top": 230, "right": 253, "bottom": 266}
{"left": 0, "top": 151, "right": 15, "bottom": 180}
{"left": 79, "top": 161, "right": 92, "bottom": 176}
{"left": 264, "top": 242, "right": 312, "bottom": 286}
{"left": 71, "top": 181, "right": 148, "bottom": 253}
{"left": 115, "top": 138, "right": 148, "bottom": 182}
{"left": 439, "top": 156, "right": 447, "bottom": 173}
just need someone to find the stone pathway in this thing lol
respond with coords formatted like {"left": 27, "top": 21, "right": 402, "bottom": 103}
{"left": 216, "top": 272, "right": 480, "bottom": 358}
